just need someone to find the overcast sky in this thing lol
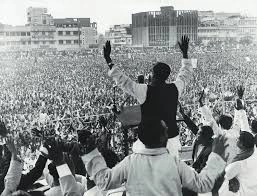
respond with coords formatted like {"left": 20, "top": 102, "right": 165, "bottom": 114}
{"left": 0, "top": 0, "right": 256, "bottom": 33}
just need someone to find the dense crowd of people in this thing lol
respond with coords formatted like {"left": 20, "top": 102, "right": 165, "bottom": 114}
{"left": 0, "top": 35, "right": 257, "bottom": 196}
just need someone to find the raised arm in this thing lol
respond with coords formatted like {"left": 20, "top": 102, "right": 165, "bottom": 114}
{"left": 234, "top": 86, "right": 250, "bottom": 132}
{"left": 104, "top": 41, "right": 147, "bottom": 104}
{"left": 17, "top": 154, "right": 47, "bottom": 190}
{"left": 198, "top": 90, "right": 223, "bottom": 135}
{"left": 82, "top": 148, "right": 128, "bottom": 191}
{"left": 1, "top": 137, "right": 23, "bottom": 196}
{"left": 79, "top": 132, "right": 128, "bottom": 191}
{"left": 179, "top": 135, "right": 228, "bottom": 193}
{"left": 179, "top": 103, "right": 199, "bottom": 135}
{"left": 45, "top": 139, "right": 82, "bottom": 196}
{"left": 174, "top": 35, "right": 193, "bottom": 98}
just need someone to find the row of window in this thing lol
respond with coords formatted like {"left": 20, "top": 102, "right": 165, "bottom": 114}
{"left": 0, "top": 31, "right": 81, "bottom": 37}
{"left": 58, "top": 31, "right": 79, "bottom": 36}
{"left": 0, "top": 32, "right": 31, "bottom": 36}
{"left": 0, "top": 40, "right": 81, "bottom": 46}
{"left": 58, "top": 40, "right": 81, "bottom": 44}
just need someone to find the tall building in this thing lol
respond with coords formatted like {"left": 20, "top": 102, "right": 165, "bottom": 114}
{"left": 54, "top": 18, "right": 97, "bottom": 50}
{"left": 132, "top": 6, "right": 198, "bottom": 47}
{"left": 27, "top": 7, "right": 54, "bottom": 26}
{"left": 105, "top": 24, "right": 132, "bottom": 47}
{"left": 0, "top": 25, "right": 31, "bottom": 51}
{"left": 198, "top": 11, "right": 257, "bottom": 43}
{"left": 0, "top": 8, "right": 98, "bottom": 51}
{"left": 81, "top": 22, "right": 98, "bottom": 48}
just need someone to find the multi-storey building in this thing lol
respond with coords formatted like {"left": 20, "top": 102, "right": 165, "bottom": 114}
{"left": 0, "top": 7, "right": 98, "bottom": 51}
{"left": 105, "top": 24, "right": 132, "bottom": 47}
{"left": 27, "top": 7, "right": 54, "bottom": 26}
{"left": 0, "top": 25, "right": 31, "bottom": 51}
{"left": 132, "top": 6, "right": 198, "bottom": 47}
{"left": 198, "top": 11, "right": 257, "bottom": 43}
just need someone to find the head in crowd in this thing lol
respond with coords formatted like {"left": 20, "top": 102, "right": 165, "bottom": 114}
{"left": 138, "top": 119, "right": 168, "bottom": 148}
{"left": 196, "top": 126, "right": 214, "bottom": 146}
{"left": 137, "top": 75, "right": 145, "bottom": 84}
{"left": 218, "top": 115, "right": 233, "bottom": 130}
{"left": 251, "top": 120, "right": 257, "bottom": 134}
{"left": 77, "top": 129, "right": 92, "bottom": 146}
{"left": 152, "top": 62, "right": 171, "bottom": 84}
{"left": 237, "top": 131, "right": 255, "bottom": 150}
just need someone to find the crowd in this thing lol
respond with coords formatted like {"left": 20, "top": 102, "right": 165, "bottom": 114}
{"left": 0, "top": 34, "right": 257, "bottom": 196}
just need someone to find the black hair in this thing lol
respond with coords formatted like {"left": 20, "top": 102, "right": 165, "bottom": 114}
{"left": 137, "top": 75, "right": 145, "bottom": 84}
{"left": 239, "top": 131, "right": 255, "bottom": 149}
{"left": 138, "top": 119, "right": 167, "bottom": 147}
{"left": 200, "top": 126, "right": 214, "bottom": 142}
{"left": 77, "top": 129, "right": 92, "bottom": 146}
{"left": 152, "top": 62, "right": 171, "bottom": 82}
{"left": 218, "top": 115, "right": 233, "bottom": 130}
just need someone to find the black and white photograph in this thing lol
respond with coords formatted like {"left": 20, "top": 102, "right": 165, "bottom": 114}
{"left": 0, "top": 0, "right": 257, "bottom": 195}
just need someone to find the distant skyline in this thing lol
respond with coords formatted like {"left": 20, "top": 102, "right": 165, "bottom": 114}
{"left": 0, "top": 0, "right": 257, "bottom": 33}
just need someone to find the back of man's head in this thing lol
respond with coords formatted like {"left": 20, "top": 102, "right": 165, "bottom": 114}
{"left": 239, "top": 131, "right": 255, "bottom": 149}
{"left": 218, "top": 115, "right": 233, "bottom": 130}
{"left": 152, "top": 62, "right": 171, "bottom": 82}
{"left": 77, "top": 129, "right": 92, "bottom": 145}
{"left": 138, "top": 119, "right": 168, "bottom": 148}
{"left": 251, "top": 120, "right": 257, "bottom": 134}
{"left": 200, "top": 126, "right": 214, "bottom": 143}
{"left": 137, "top": 75, "right": 145, "bottom": 84}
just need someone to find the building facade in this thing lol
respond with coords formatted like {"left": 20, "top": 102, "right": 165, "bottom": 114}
{"left": 132, "top": 6, "right": 198, "bottom": 47}
{"left": 0, "top": 7, "right": 97, "bottom": 51}
{"left": 198, "top": 11, "right": 257, "bottom": 44}
{"left": 27, "top": 7, "right": 54, "bottom": 26}
{"left": 105, "top": 24, "right": 132, "bottom": 47}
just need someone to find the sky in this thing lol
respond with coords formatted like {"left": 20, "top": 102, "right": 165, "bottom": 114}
{"left": 0, "top": 0, "right": 257, "bottom": 33}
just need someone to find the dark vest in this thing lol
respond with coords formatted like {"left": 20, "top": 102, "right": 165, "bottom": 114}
{"left": 140, "top": 83, "right": 179, "bottom": 138}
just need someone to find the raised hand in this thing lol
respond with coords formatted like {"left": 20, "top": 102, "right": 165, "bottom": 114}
{"left": 199, "top": 90, "right": 205, "bottom": 107}
{"left": 103, "top": 40, "right": 112, "bottom": 64}
{"left": 5, "top": 136, "right": 17, "bottom": 156}
{"left": 178, "top": 35, "right": 189, "bottom": 59}
{"left": 234, "top": 98, "right": 245, "bottom": 110}
{"left": 212, "top": 135, "right": 229, "bottom": 162}
{"left": 45, "top": 139, "right": 64, "bottom": 166}
{"left": 237, "top": 85, "right": 245, "bottom": 99}
{"left": 78, "top": 130, "right": 96, "bottom": 154}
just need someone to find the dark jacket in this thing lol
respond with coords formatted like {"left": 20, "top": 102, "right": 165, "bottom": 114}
{"left": 141, "top": 84, "right": 179, "bottom": 138}
{"left": 17, "top": 155, "right": 47, "bottom": 190}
